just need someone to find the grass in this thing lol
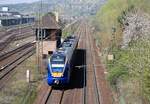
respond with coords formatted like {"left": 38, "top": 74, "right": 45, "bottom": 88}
{"left": 17, "top": 54, "right": 41, "bottom": 104}
{"left": 93, "top": 0, "right": 150, "bottom": 103}
{"left": 0, "top": 54, "right": 41, "bottom": 104}
{"left": 105, "top": 38, "right": 150, "bottom": 103}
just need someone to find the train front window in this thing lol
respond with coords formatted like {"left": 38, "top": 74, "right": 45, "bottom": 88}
{"left": 50, "top": 55, "right": 65, "bottom": 73}
{"left": 51, "top": 55, "right": 65, "bottom": 64}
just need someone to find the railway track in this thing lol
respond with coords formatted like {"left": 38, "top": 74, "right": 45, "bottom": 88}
{"left": 90, "top": 28, "right": 113, "bottom": 103}
{"left": 0, "top": 42, "right": 34, "bottom": 61}
{"left": 60, "top": 22, "right": 102, "bottom": 104}
{"left": 0, "top": 24, "right": 34, "bottom": 51}
{"left": 0, "top": 43, "right": 35, "bottom": 89}
{"left": 85, "top": 24, "right": 101, "bottom": 104}
{"left": 0, "top": 24, "right": 33, "bottom": 39}
{"left": 45, "top": 88, "right": 65, "bottom": 104}
{"left": 60, "top": 22, "right": 86, "bottom": 104}
{"left": 34, "top": 21, "right": 113, "bottom": 104}
{"left": 82, "top": 22, "right": 87, "bottom": 104}
{"left": 33, "top": 22, "right": 85, "bottom": 104}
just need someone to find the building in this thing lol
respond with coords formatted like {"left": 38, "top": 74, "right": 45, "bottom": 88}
{"left": 0, "top": 7, "right": 35, "bottom": 27}
{"left": 34, "top": 13, "right": 62, "bottom": 56}
{"left": 0, "top": 7, "right": 22, "bottom": 18}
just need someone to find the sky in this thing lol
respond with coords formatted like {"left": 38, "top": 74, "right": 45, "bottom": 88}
{"left": 0, "top": 0, "right": 40, "bottom": 4}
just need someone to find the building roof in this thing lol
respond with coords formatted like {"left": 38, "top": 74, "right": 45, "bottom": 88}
{"left": 34, "top": 13, "right": 61, "bottom": 29}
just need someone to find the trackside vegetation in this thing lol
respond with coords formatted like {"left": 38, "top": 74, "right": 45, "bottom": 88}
{"left": 94, "top": 0, "right": 150, "bottom": 103}
{"left": 95, "top": 0, "right": 150, "bottom": 48}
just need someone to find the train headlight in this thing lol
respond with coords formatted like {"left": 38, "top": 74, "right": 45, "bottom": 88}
{"left": 54, "top": 80, "right": 59, "bottom": 85}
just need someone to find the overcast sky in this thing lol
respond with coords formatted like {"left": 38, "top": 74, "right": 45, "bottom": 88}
{"left": 0, "top": 0, "right": 39, "bottom": 4}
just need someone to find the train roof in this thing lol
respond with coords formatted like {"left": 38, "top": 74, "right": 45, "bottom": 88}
{"left": 51, "top": 35, "right": 78, "bottom": 59}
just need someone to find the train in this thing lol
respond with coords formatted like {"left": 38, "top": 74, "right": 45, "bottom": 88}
{"left": 47, "top": 35, "right": 79, "bottom": 86}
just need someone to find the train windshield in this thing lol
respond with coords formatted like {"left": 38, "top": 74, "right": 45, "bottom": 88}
{"left": 50, "top": 55, "right": 65, "bottom": 72}
{"left": 51, "top": 55, "right": 65, "bottom": 64}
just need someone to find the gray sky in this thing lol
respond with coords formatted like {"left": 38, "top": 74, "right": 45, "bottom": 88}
{"left": 0, "top": 0, "right": 39, "bottom": 4}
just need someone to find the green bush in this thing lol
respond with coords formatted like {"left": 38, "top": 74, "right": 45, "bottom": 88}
{"left": 95, "top": 0, "right": 150, "bottom": 102}
{"left": 95, "top": 0, "right": 150, "bottom": 48}
{"left": 107, "top": 49, "right": 129, "bottom": 88}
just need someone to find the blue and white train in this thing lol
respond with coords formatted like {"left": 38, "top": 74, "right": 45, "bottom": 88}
{"left": 47, "top": 36, "right": 78, "bottom": 86}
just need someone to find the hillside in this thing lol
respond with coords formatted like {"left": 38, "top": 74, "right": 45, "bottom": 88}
{"left": 0, "top": 0, "right": 104, "bottom": 17}
{"left": 94, "top": 0, "right": 150, "bottom": 103}
{"left": 95, "top": 0, "right": 150, "bottom": 48}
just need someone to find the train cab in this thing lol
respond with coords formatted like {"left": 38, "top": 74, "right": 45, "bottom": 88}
{"left": 47, "top": 35, "right": 78, "bottom": 86}
{"left": 47, "top": 52, "right": 70, "bottom": 85}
